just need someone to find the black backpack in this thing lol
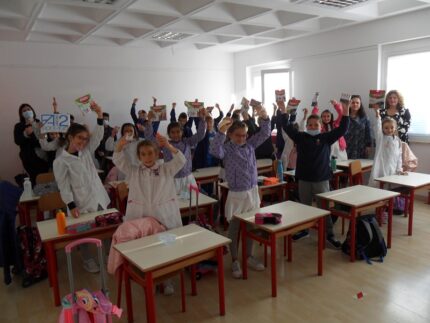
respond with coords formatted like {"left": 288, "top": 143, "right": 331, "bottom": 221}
{"left": 341, "top": 214, "right": 387, "bottom": 264}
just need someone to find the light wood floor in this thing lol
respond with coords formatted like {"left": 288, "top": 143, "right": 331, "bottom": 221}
{"left": 2, "top": 197, "right": 430, "bottom": 323}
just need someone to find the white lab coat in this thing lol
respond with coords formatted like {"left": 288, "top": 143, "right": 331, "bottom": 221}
{"left": 113, "top": 148, "right": 186, "bottom": 229}
{"left": 106, "top": 138, "right": 142, "bottom": 181}
{"left": 280, "top": 117, "right": 304, "bottom": 170}
{"left": 331, "top": 141, "right": 348, "bottom": 161}
{"left": 368, "top": 116, "right": 402, "bottom": 187}
{"left": 53, "top": 123, "right": 110, "bottom": 212}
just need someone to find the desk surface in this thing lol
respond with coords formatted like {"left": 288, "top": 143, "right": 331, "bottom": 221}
{"left": 283, "top": 169, "right": 343, "bottom": 177}
{"left": 193, "top": 167, "right": 221, "bottom": 179}
{"left": 375, "top": 172, "right": 430, "bottom": 188}
{"left": 37, "top": 208, "right": 118, "bottom": 242}
{"left": 219, "top": 181, "right": 286, "bottom": 190}
{"left": 336, "top": 159, "right": 373, "bottom": 169}
{"left": 257, "top": 159, "right": 272, "bottom": 169}
{"left": 114, "top": 224, "right": 230, "bottom": 272}
{"left": 316, "top": 185, "right": 399, "bottom": 207}
{"left": 234, "top": 201, "right": 329, "bottom": 233}
{"left": 178, "top": 193, "right": 218, "bottom": 210}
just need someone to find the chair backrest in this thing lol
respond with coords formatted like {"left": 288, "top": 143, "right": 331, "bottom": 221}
{"left": 349, "top": 160, "right": 363, "bottom": 185}
{"left": 38, "top": 192, "right": 66, "bottom": 213}
{"left": 116, "top": 182, "right": 129, "bottom": 214}
{"left": 36, "top": 172, "right": 55, "bottom": 184}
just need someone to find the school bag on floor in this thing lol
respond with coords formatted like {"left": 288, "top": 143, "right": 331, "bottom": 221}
{"left": 341, "top": 214, "right": 387, "bottom": 264}
{"left": 17, "top": 225, "right": 48, "bottom": 287}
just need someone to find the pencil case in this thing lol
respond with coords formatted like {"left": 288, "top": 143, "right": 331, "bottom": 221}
{"left": 95, "top": 212, "right": 123, "bottom": 227}
{"left": 66, "top": 221, "right": 96, "bottom": 234}
{"left": 255, "top": 212, "right": 282, "bottom": 225}
{"left": 263, "top": 177, "right": 279, "bottom": 185}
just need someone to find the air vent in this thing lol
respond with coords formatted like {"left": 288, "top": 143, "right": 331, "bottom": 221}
{"left": 151, "top": 31, "right": 191, "bottom": 41}
{"left": 313, "top": 0, "right": 369, "bottom": 8}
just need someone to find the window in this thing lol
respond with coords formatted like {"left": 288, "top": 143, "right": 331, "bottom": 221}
{"left": 261, "top": 69, "right": 291, "bottom": 107}
{"left": 385, "top": 50, "right": 430, "bottom": 141}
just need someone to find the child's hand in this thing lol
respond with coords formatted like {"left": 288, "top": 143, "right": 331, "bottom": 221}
{"left": 303, "top": 108, "right": 309, "bottom": 118}
{"left": 330, "top": 99, "right": 338, "bottom": 106}
{"left": 228, "top": 103, "right": 234, "bottom": 113}
{"left": 257, "top": 107, "right": 268, "bottom": 119}
{"left": 152, "top": 96, "right": 157, "bottom": 106}
{"left": 277, "top": 101, "right": 286, "bottom": 114}
{"left": 172, "top": 102, "right": 176, "bottom": 109}
{"left": 156, "top": 133, "right": 168, "bottom": 147}
{"left": 398, "top": 170, "right": 408, "bottom": 176}
{"left": 90, "top": 101, "right": 103, "bottom": 118}
{"left": 52, "top": 97, "right": 58, "bottom": 113}
{"left": 215, "top": 103, "right": 220, "bottom": 110}
{"left": 70, "top": 207, "right": 80, "bottom": 218}
{"left": 133, "top": 98, "right": 138, "bottom": 104}
{"left": 218, "top": 117, "right": 233, "bottom": 134}
{"left": 25, "top": 125, "right": 34, "bottom": 136}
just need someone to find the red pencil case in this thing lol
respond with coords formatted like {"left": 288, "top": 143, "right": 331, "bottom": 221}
{"left": 255, "top": 213, "right": 282, "bottom": 225}
{"left": 95, "top": 212, "right": 123, "bottom": 227}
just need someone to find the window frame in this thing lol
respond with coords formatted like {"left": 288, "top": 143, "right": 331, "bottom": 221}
{"left": 261, "top": 68, "right": 293, "bottom": 105}
{"left": 380, "top": 38, "right": 430, "bottom": 143}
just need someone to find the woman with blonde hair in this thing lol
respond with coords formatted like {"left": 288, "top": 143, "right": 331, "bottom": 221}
{"left": 380, "top": 90, "right": 411, "bottom": 143}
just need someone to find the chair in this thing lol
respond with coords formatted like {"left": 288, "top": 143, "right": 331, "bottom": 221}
{"left": 116, "top": 182, "right": 129, "bottom": 215}
{"left": 348, "top": 160, "right": 363, "bottom": 185}
{"left": 35, "top": 172, "right": 55, "bottom": 185}
{"left": 37, "top": 192, "right": 66, "bottom": 221}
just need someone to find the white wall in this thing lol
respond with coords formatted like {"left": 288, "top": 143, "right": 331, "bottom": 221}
{"left": 0, "top": 42, "right": 234, "bottom": 183}
{"left": 234, "top": 7, "right": 430, "bottom": 180}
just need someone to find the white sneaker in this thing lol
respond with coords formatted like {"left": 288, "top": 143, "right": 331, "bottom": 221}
{"left": 163, "top": 281, "right": 174, "bottom": 296}
{"left": 83, "top": 258, "right": 100, "bottom": 273}
{"left": 247, "top": 256, "right": 265, "bottom": 271}
{"left": 231, "top": 260, "right": 242, "bottom": 279}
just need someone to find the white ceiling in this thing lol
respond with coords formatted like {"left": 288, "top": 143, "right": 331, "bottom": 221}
{"left": 0, "top": 0, "right": 429, "bottom": 52}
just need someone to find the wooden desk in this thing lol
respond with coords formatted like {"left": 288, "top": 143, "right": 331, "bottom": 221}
{"left": 18, "top": 193, "right": 40, "bottom": 226}
{"left": 336, "top": 159, "right": 373, "bottom": 173}
{"left": 178, "top": 193, "right": 218, "bottom": 226}
{"left": 192, "top": 166, "right": 221, "bottom": 197}
{"left": 37, "top": 208, "right": 119, "bottom": 306}
{"left": 257, "top": 159, "right": 273, "bottom": 175}
{"left": 375, "top": 172, "right": 430, "bottom": 236}
{"left": 234, "top": 201, "right": 328, "bottom": 297}
{"left": 114, "top": 224, "right": 231, "bottom": 323}
{"left": 317, "top": 185, "right": 399, "bottom": 262}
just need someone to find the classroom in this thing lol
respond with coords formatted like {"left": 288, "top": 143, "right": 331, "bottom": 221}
{"left": 1, "top": 0, "right": 430, "bottom": 322}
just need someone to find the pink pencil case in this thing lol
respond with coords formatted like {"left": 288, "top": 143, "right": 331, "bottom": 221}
{"left": 255, "top": 213, "right": 282, "bottom": 225}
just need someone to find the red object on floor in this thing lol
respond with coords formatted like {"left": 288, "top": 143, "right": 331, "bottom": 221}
{"left": 356, "top": 291, "right": 364, "bottom": 299}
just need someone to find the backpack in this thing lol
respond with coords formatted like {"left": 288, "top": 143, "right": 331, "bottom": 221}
{"left": 341, "top": 214, "right": 387, "bottom": 264}
{"left": 17, "top": 226, "right": 48, "bottom": 287}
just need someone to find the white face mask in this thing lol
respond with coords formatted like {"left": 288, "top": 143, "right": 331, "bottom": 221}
{"left": 22, "top": 110, "right": 34, "bottom": 120}
{"left": 306, "top": 129, "right": 320, "bottom": 136}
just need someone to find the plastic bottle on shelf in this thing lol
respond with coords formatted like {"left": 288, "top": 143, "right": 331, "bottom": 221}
{"left": 23, "top": 177, "right": 33, "bottom": 198}
{"left": 56, "top": 210, "right": 67, "bottom": 235}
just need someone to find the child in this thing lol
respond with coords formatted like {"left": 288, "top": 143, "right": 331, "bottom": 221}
{"left": 53, "top": 101, "right": 110, "bottom": 273}
{"left": 112, "top": 135, "right": 185, "bottom": 228}
{"left": 170, "top": 102, "right": 193, "bottom": 138}
{"left": 368, "top": 108, "right": 403, "bottom": 187}
{"left": 209, "top": 106, "right": 270, "bottom": 279}
{"left": 113, "top": 134, "right": 185, "bottom": 295}
{"left": 280, "top": 100, "right": 350, "bottom": 248}
{"left": 314, "top": 100, "right": 348, "bottom": 161}
{"left": 130, "top": 97, "right": 160, "bottom": 137}
{"left": 147, "top": 108, "right": 206, "bottom": 197}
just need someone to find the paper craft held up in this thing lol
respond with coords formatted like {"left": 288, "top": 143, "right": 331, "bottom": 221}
{"left": 185, "top": 100, "right": 204, "bottom": 118}
{"left": 340, "top": 93, "right": 352, "bottom": 105}
{"left": 250, "top": 99, "right": 261, "bottom": 108}
{"left": 275, "top": 89, "right": 286, "bottom": 102}
{"left": 369, "top": 90, "right": 386, "bottom": 109}
{"left": 150, "top": 105, "right": 167, "bottom": 121}
{"left": 287, "top": 98, "right": 301, "bottom": 113}
{"left": 40, "top": 113, "right": 70, "bottom": 134}
{"left": 74, "top": 94, "right": 92, "bottom": 114}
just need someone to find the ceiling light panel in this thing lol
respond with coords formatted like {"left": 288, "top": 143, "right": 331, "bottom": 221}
{"left": 151, "top": 31, "right": 191, "bottom": 40}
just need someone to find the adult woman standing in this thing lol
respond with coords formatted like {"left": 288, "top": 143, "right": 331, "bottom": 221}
{"left": 14, "top": 103, "right": 49, "bottom": 185}
{"left": 380, "top": 90, "right": 411, "bottom": 143}
{"left": 344, "top": 95, "right": 372, "bottom": 159}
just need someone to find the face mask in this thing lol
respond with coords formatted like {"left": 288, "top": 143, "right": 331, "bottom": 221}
{"left": 23, "top": 110, "right": 34, "bottom": 120}
{"left": 103, "top": 120, "right": 109, "bottom": 126}
{"left": 306, "top": 129, "right": 320, "bottom": 136}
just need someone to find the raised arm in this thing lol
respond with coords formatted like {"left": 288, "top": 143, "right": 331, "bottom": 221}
{"left": 331, "top": 100, "right": 343, "bottom": 127}
{"left": 157, "top": 135, "right": 186, "bottom": 176}
{"left": 112, "top": 137, "right": 133, "bottom": 175}
{"left": 170, "top": 102, "right": 177, "bottom": 122}
{"left": 214, "top": 103, "right": 224, "bottom": 129}
{"left": 248, "top": 116, "right": 271, "bottom": 149}
{"left": 53, "top": 159, "right": 74, "bottom": 209}
{"left": 87, "top": 102, "right": 105, "bottom": 153}
{"left": 184, "top": 110, "right": 206, "bottom": 147}
{"left": 130, "top": 98, "right": 138, "bottom": 124}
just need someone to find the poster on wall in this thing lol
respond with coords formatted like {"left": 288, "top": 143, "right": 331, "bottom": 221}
{"left": 74, "top": 94, "right": 92, "bottom": 114}
{"left": 369, "top": 90, "right": 386, "bottom": 109}
{"left": 185, "top": 100, "right": 204, "bottom": 118}
{"left": 40, "top": 113, "right": 70, "bottom": 134}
